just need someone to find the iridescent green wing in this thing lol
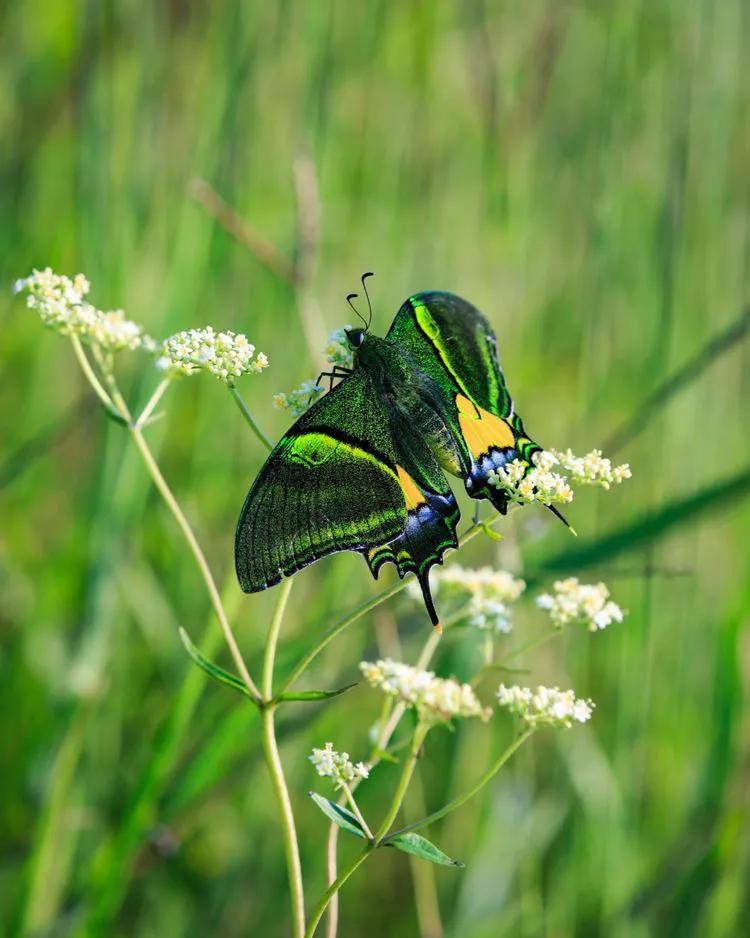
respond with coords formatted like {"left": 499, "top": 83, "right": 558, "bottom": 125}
{"left": 235, "top": 370, "right": 408, "bottom": 592}
{"left": 385, "top": 290, "right": 542, "bottom": 513}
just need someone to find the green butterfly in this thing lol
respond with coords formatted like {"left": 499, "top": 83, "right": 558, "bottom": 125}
{"left": 235, "top": 278, "right": 550, "bottom": 630}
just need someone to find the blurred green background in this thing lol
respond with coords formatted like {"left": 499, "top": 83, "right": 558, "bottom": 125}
{"left": 2, "top": 2, "right": 750, "bottom": 936}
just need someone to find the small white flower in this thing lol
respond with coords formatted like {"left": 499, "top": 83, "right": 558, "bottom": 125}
{"left": 535, "top": 577, "right": 624, "bottom": 632}
{"left": 359, "top": 658, "right": 491, "bottom": 723}
{"left": 156, "top": 327, "right": 268, "bottom": 385}
{"left": 15, "top": 268, "right": 151, "bottom": 351}
{"left": 409, "top": 564, "right": 525, "bottom": 634}
{"left": 496, "top": 684, "right": 594, "bottom": 728}
{"left": 274, "top": 327, "right": 354, "bottom": 415}
{"left": 309, "top": 742, "right": 369, "bottom": 788}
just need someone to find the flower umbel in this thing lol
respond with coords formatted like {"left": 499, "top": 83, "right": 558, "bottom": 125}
{"left": 551, "top": 448, "right": 632, "bottom": 489}
{"left": 535, "top": 577, "right": 624, "bottom": 631}
{"left": 409, "top": 564, "right": 525, "bottom": 633}
{"left": 15, "top": 268, "right": 150, "bottom": 351}
{"left": 359, "top": 658, "right": 491, "bottom": 723}
{"left": 273, "top": 379, "right": 325, "bottom": 417}
{"left": 497, "top": 684, "right": 594, "bottom": 728}
{"left": 487, "top": 447, "right": 630, "bottom": 506}
{"left": 309, "top": 742, "right": 369, "bottom": 789}
{"left": 156, "top": 327, "right": 269, "bottom": 384}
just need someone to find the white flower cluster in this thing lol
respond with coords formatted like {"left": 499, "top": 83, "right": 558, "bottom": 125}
{"left": 273, "top": 379, "right": 324, "bottom": 417}
{"left": 359, "top": 658, "right": 491, "bottom": 723}
{"left": 324, "top": 327, "right": 355, "bottom": 370}
{"left": 550, "top": 448, "right": 632, "bottom": 489}
{"left": 535, "top": 577, "right": 624, "bottom": 631}
{"left": 274, "top": 327, "right": 354, "bottom": 416}
{"left": 488, "top": 448, "right": 630, "bottom": 506}
{"left": 488, "top": 452, "right": 573, "bottom": 505}
{"left": 409, "top": 564, "right": 526, "bottom": 634}
{"left": 309, "top": 742, "right": 369, "bottom": 788}
{"left": 156, "top": 327, "right": 268, "bottom": 384}
{"left": 15, "top": 268, "right": 151, "bottom": 352}
{"left": 497, "top": 684, "right": 594, "bottom": 728}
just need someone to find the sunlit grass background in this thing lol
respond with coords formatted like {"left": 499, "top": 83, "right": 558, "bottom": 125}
{"left": 2, "top": 2, "right": 750, "bottom": 936}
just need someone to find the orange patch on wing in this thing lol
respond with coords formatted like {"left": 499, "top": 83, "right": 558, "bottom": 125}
{"left": 396, "top": 465, "right": 426, "bottom": 511}
{"left": 455, "top": 393, "right": 515, "bottom": 458}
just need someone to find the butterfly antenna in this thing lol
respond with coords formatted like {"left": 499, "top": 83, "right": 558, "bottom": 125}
{"left": 544, "top": 503, "right": 578, "bottom": 537}
{"left": 346, "top": 293, "right": 368, "bottom": 330}
{"left": 417, "top": 569, "right": 442, "bottom": 634}
{"left": 360, "top": 271, "right": 374, "bottom": 331}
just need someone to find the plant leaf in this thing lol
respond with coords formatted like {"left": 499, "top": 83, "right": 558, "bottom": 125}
{"left": 480, "top": 521, "right": 504, "bottom": 542}
{"left": 309, "top": 792, "right": 366, "bottom": 839}
{"left": 276, "top": 683, "right": 357, "bottom": 703}
{"left": 384, "top": 832, "right": 465, "bottom": 867}
{"left": 179, "top": 627, "right": 253, "bottom": 699}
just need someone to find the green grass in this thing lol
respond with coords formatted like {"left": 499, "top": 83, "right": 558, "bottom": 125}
{"left": 2, "top": 2, "right": 749, "bottom": 936}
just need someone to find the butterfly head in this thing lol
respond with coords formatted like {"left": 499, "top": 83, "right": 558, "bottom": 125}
{"left": 344, "top": 327, "right": 366, "bottom": 349}
{"left": 344, "top": 272, "right": 375, "bottom": 349}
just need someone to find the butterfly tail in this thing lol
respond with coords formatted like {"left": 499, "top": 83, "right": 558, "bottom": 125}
{"left": 364, "top": 480, "right": 459, "bottom": 630}
{"left": 417, "top": 568, "right": 442, "bottom": 633}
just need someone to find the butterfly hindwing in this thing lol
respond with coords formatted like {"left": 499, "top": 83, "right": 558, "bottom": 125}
{"left": 366, "top": 448, "right": 460, "bottom": 629}
{"left": 385, "top": 291, "right": 542, "bottom": 512}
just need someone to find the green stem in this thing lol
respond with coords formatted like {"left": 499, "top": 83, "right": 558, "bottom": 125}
{"left": 69, "top": 336, "right": 115, "bottom": 412}
{"left": 260, "top": 578, "right": 305, "bottom": 938}
{"left": 387, "top": 729, "right": 535, "bottom": 840}
{"left": 262, "top": 578, "right": 294, "bottom": 699}
{"left": 230, "top": 385, "right": 274, "bottom": 451}
{"left": 305, "top": 849, "right": 371, "bottom": 938}
{"left": 135, "top": 378, "right": 170, "bottom": 429}
{"left": 341, "top": 784, "right": 373, "bottom": 840}
{"left": 375, "top": 722, "right": 429, "bottom": 842}
{"left": 261, "top": 707, "right": 306, "bottom": 938}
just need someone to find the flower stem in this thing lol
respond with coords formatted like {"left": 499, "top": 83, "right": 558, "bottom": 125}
{"left": 230, "top": 385, "right": 274, "bottom": 451}
{"left": 387, "top": 728, "right": 535, "bottom": 840}
{"left": 69, "top": 336, "right": 116, "bottom": 412}
{"left": 260, "top": 578, "right": 305, "bottom": 938}
{"left": 305, "top": 849, "right": 371, "bottom": 938}
{"left": 262, "top": 577, "right": 294, "bottom": 699}
{"left": 374, "top": 722, "right": 429, "bottom": 842}
{"left": 135, "top": 378, "right": 170, "bottom": 429}
{"left": 341, "top": 784, "right": 373, "bottom": 840}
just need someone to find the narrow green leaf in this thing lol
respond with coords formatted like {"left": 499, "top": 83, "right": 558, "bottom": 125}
{"left": 309, "top": 792, "right": 366, "bottom": 839}
{"left": 103, "top": 402, "right": 129, "bottom": 425}
{"left": 276, "top": 683, "right": 357, "bottom": 703}
{"left": 178, "top": 627, "right": 252, "bottom": 699}
{"left": 480, "top": 521, "right": 504, "bottom": 542}
{"left": 384, "top": 832, "right": 465, "bottom": 867}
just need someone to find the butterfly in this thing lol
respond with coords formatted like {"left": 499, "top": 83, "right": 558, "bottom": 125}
{"left": 235, "top": 275, "right": 554, "bottom": 630}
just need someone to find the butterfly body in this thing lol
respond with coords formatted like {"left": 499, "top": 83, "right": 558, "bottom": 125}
{"left": 235, "top": 291, "right": 542, "bottom": 628}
